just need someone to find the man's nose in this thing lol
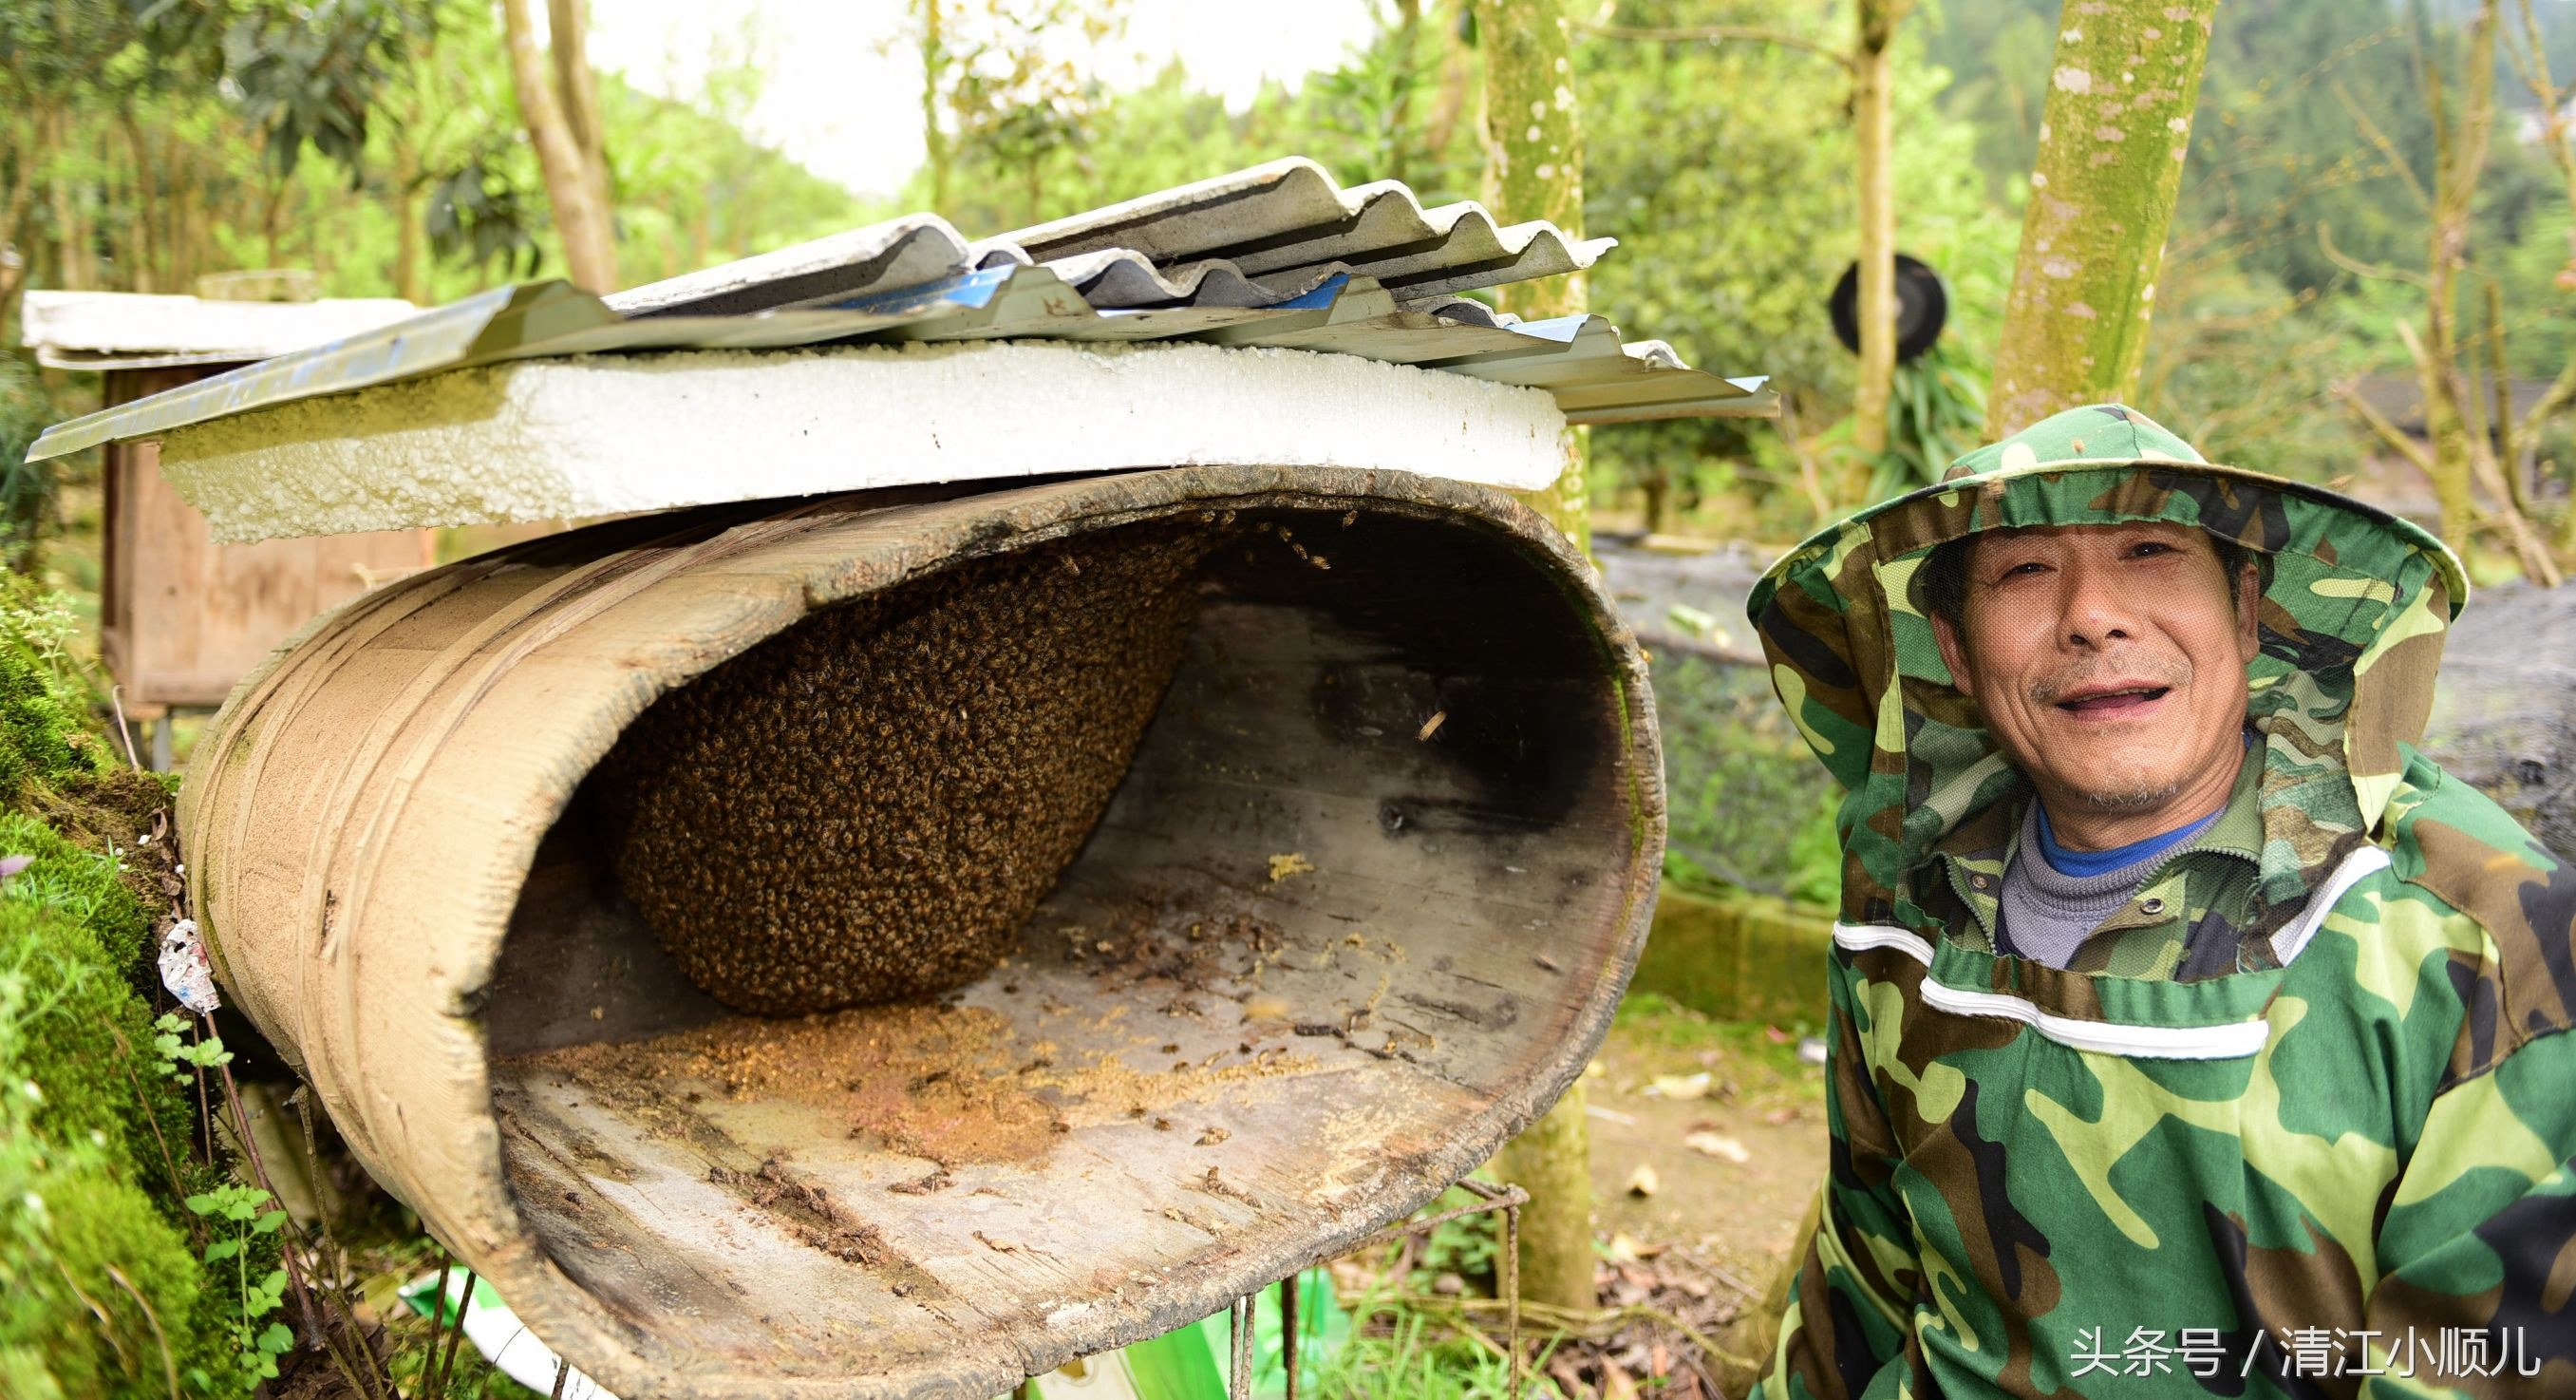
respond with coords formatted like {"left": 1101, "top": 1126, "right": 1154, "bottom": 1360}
{"left": 2059, "top": 558, "right": 2138, "bottom": 647}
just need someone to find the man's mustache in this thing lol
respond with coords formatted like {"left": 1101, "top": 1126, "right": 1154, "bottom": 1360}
{"left": 2026, "top": 653, "right": 2193, "bottom": 707}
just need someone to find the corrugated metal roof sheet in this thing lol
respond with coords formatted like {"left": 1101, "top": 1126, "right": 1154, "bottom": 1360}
{"left": 28, "top": 160, "right": 1773, "bottom": 464}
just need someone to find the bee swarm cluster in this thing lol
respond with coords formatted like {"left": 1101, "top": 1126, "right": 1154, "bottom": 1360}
{"left": 597, "top": 523, "right": 1218, "bottom": 1014}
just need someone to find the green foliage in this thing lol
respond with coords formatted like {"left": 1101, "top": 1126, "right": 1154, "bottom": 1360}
{"left": 182, "top": 1182, "right": 293, "bottom": 1387}
{"left": 904, "top": 1, "right": 1482, "bottom": 236}
{"left": 0, "top": 579, "right": 101, "bottom": 806}
{"left": 602, "top": 62, "right": 880, "bottom": 281}
{"left": 1303, "top": 2, "right": 1476, "bottom": 200}
{"left": 2138, "top": 264, "right": 2378, "bottom": 481}
{"left": 1410, "top": 1182, "right": 1501, "bottom": 1292}
{"left": 1650, "top": 649, "right": 1842, "bottom": 905}
{"left": 1311, "top": 1307, "right": 1558, "bottom": 1400}
{"left": 1577, "top": 0, "right": 2020, "bottom": 529}
{"left": 1841, "top": 338, "right": 1992, "bottom": 502}
{"left": 0, "top": 356, "right": 57, "bottom": 576}
{"left": 0, "top": 0, "right": 871, "bottom": 308}
{"left": 1581, "top": 9, "right": 1852, "bottom": 416}
{"left": 221, "top": 0, "right": 425, "bottom": 181}
{"left": 1927, "top": 0, "right": 2576, "bottom": 490}
{"left": 421, "top": 144, "right": 542, "bottom": 278}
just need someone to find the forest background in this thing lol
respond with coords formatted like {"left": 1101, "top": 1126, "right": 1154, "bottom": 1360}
{"left": 5, "top": 0, "right": 2575, "bottom": 585}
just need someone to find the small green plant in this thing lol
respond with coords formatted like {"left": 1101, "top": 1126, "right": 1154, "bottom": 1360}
{"left": 152, "top": 1011, "right": 234, "bottom": 1084}
{"left": 185, "top": 1181, "right": 295, "bottom": 1387}
{"left": 1871, "top": 340, "right": 1991, "bottom": 502}
{"left": 1412, "top": 1184, "right": 1501, "bottom": 1291}
{"left": 2, "top": 592, "right": 79, "bottom": 683}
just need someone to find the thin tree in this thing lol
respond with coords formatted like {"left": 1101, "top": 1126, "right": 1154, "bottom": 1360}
{"left": 912, "top": 0, "right": 952, "bottom": 212}
{"left": 1470, "top": 0, "right": 1596, "bottom": 1316}
{"left": 500, "top": 0, "right": 617, "bottom": 291}
{"left": 2502, "top": 0, "right": 2576, "bottom": 561}
{"left": 548, "top": 0, "right": 611, "bottom": 249}
{"left": 2401, "top": 0, "right": 2497, "bottom": 563}
{"left": 2330, "top": 0, "right": 2558, "bottom": 581}
{"left": 1984, "top": 0, "right": 2221, "bottom": 437}
{"left": 1475, "top": 0, "right": 1590, "bottom": 551}
{"left": 1849, "top": 0, "right": 1910, "bottom": 463}
{"left": 1581, "top": 2, "right": 1911, "bottom": 483}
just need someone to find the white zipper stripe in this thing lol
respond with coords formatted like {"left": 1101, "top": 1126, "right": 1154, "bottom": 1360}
{"left": 1831, "top": 922, "right": 1936, "bottom": 963}
{"left": 1830, "top": 922, "right": 2270, "bottom": 1061}
{"left": 2269, "top": 844, "right": 2395, "bottom": 966}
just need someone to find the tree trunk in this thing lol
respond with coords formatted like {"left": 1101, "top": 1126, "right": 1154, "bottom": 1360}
{"left": 1492, "top": 1080, "right": 1596, "bottom": 1315}
{"left": 1385, "top": 0, "right": 1425, "bottom": 185}
{"left": 548, "top": 0, "right": 616, "bottom": 258}
{"left": 503, "top": 0, "right": 619, "bottom": 292}
{"left": 0, "top": 118, "right": 36, "bottom": 340}
{"left": 46, "top": 105, "right": 90, "bottom": 291}
{"left": 917, "top": 0, "right": 951, "bottom": 211}
{"left": 1473, "top": 0, "right": 1590, "bottom": 552}
{"left": 2417, "top": 1, "right": 2494, "bottom": 558}
{"left": 1985, "top": 0, "right": 2220, "bottom": 438}
{"left": 1850, "top": 0, "right": 1907, "bottom": 464}
{"left": 1472, "top": 0, "right": 1594, "bottom": 1314}
{"left": 263, "top": 172, "right": 286, "bottom": 269}
{"left": 121, "top": 106, "right": 155, "bottom": 293}
{"left": 1423, "top": 10, "right": 1476, "bottom": 169}
{"left": 391, "top": 172, "right": 422, "bottom": 304}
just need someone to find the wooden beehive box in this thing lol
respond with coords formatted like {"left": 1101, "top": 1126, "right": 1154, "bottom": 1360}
{"left": 22, "top": 291, "right": 438, "bottom": 713}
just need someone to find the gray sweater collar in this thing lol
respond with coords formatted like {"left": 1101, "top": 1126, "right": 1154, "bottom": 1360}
{"left": 1998, "top": 802, "right": 2172, "bottom": 969}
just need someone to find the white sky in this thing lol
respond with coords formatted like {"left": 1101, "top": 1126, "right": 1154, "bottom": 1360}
{"left": 587, "top": 0, "right": 1385, "bottom": 200}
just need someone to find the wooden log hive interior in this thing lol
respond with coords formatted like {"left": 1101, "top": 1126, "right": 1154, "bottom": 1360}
{"left": 181, "top": 464, "right": 1664, "bottom": 1400}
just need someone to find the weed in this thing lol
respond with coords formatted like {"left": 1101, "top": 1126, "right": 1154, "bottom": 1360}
{"left": 1411, "top": 1183, "right": 1501, "bottom": 1292}
{"left": 154, "top": 1012, "right": 233, "bottom": 1083}
{"left": 182, "top": 1182, "right": 293, "bottom": 1388}
{"left": 1315, "top": 1304, "right": 1563, "bottom": 1400}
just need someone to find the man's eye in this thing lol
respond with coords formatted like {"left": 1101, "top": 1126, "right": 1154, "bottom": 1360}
{"left": 2128, "top": 540, "right": 2176, "bottom": 558}
{"left": 1994, "top": 560, "right": 2045, "bottom": 580}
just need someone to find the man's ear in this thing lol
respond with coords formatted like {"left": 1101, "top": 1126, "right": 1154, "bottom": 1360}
{"left": 1932, "top": 610, "right": 1976, "bottom": 697}
{"left": 2234, "top": 561, "right": 2262, "bottom": 664}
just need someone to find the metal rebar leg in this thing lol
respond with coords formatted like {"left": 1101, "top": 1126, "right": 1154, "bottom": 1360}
{"left": 1505, "top": 1201, "right": 1524, "bottom": 1397}
{"left": 1229, "top": 1293, "right": 1256, "bottom": 1400}
{"left": 1279, "top": 1274, "right": 1299, "bottom": 1400}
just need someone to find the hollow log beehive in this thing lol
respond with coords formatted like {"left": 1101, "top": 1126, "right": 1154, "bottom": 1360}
{"left": 182, "top": 464, "right": 1663, "bottom": 1399}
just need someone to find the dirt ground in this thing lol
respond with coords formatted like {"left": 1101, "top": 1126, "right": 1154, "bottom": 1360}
{"left": 1584, "top": 993, "right": 1828, "bottom": 1298}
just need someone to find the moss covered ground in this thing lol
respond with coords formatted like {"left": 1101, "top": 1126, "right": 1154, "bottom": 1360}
{"left": 0, "top": 582, "right": 246, "bottom": 1395}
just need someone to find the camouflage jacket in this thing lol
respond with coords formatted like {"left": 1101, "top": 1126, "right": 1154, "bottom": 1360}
{"left": 1926, "top": 736, "right": 2268, "bottom": 980}
{"left": 1745, "top": 405, "right": 2576, "bottom": 1398}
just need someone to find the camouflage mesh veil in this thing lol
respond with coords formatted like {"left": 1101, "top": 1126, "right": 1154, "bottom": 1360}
{"left": 1746, "top": 404, "right": 2468, "bottom": 927}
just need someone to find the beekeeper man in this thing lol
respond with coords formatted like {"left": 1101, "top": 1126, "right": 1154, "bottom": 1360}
{"left": 1746, "top": 404, "right": 2576, "bottom": 1398}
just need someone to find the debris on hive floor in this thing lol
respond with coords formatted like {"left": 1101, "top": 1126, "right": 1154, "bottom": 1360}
{"left": 506, "top": 993, "right": 1321, "bottom": 1169}
{"left": 594, "top": 521, "right": 1224, "bottom": 1013}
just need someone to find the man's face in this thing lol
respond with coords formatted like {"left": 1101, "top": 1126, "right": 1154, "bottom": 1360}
{"left": 1930, "top": 522, "right": 2259, "bottom": 846}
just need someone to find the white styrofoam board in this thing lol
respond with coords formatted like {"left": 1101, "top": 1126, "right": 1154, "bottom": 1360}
{"left": 18, "top": 290, "right": 418, "bottom": 367}
{"left": 156, "top": 340, "right": 1570, "bottom": 543}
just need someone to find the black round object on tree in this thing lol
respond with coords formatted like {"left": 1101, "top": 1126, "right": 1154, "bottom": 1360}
{"left": 1830, "top": 254, "right": 1949, "bottom": 362}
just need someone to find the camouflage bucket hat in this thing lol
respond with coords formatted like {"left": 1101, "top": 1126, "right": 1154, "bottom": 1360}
{"left": 1745, "top": 403, "right": 2469, "bottom": 926}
